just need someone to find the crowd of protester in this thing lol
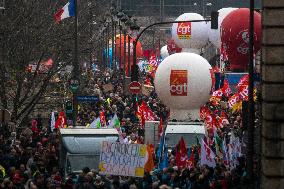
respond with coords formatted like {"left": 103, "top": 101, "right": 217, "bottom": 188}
{"left": 0, "top": 66, "right": 260, "bottom": 189}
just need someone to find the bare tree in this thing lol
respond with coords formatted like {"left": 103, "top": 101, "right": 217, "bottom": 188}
{"left": 0, "top": 0, "right": 110, "bottom": 127}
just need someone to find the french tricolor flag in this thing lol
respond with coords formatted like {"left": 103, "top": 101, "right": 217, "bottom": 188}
{"left": 54, "top": 0, "right": 75, "bottom": 23}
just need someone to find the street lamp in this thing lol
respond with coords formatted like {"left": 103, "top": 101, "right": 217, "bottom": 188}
{"left": 131, "top": 19, "right": 211, "bottom": 82}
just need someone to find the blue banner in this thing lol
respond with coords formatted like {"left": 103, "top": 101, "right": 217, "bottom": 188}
{"left": 76, "top": 96, "right": 99, "bottom": 102}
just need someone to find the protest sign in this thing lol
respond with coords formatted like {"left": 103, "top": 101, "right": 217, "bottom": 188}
{"left": 142, "top": 85, "right": 154, "bottom": 97}
{"left": 102, "top": 83, "right": 114, "bottom": 92}
{"left": 99, "top": 141, "right": 148, "bottom": 177}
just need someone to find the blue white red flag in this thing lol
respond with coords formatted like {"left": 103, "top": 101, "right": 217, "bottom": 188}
{"left": 54, "top": 0, "right": 75, "bottom": 23}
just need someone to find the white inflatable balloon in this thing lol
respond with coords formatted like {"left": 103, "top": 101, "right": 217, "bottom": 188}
{"left": 160, "top": 45, "right": 169, "bottom": 59}
{"left": 172, "top": 13, "right": 209, "bottom": 50}
{"left": 154, "top": 53, "right": 213, "bottom": 120}
{"left": 154, "top": 53, "right": 212, "bottom": 109}
{"left": 209, "top": 7, "right": 238, "bottom": 48}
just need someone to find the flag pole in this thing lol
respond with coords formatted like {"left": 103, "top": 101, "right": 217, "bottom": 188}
{"left": 158, "top": 120, "right": 168, "bottom": 169}
{"left": 72, "top": 0, "right": 79, "bottom": 127}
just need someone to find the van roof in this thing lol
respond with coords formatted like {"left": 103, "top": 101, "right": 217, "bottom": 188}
{"left": 165, "top": 124, "right": 205, "bottom": 134}
{"left": 60, "top": 128, "right": 119, "bottom": 135}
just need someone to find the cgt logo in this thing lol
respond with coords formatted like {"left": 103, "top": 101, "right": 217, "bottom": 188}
{"left": 177, "top": 22, "right": 191, "bottom": 39}
{"left": 170, "top": 70, "right": 188, "bottom": 96}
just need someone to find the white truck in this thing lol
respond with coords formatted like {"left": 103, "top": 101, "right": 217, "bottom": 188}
{"left": 144, "top": 121, "right": 206, "bottom": 149}
{"left": 164, "top": 121, "right": 206, "bottom": 148}
{"left": 59, "top": 127, "right": 119, "bottom": 176}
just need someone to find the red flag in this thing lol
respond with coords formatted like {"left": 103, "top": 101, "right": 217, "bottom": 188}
{"left": 236, "top": 74, "right": 249, "bottom": 91}
{"left": 100, "top": 111, "right": 106, "bottom": 127}
{"left": 238, "top": 84, "right": 249, "bottom": 101}
{"left": 55, "top": 111, "right": 67, "bottom": 129}
{"left": 222, "top": 79, "right": 232, "bottom": 97}
{"left": 187, "top": 148, "right": 195, "bottom": 170}
{"left": 213, "top": 66, "right": 221, "bottom": 73}
{"left": 209, "top": 89, "right": 223, "bottom": 105}
{"left": 200, "top": 106, "right": 210, "bottom": 120}
{"left": 176, "top": 137, "right": 188, "bottom": 168}
{"left": 148, "top": 55, "right": 158, "bottom": 79}
{"left": 219, "top": 111, "right": 229, "bottom": 127}
{"left": 204, "top": 110, "right": 219, "bottom": 135}
{"left": 136, "top": 103, "right": 142, "bottom": 120}
{"left": 145, "top": 77, "right": 152, "bottom": 85}
{"left": 228, "top": 94, "right": 241, "bottom": 108}
{"left": 158, "top": 117, "right": 163, "bottom": 140}
{"left": 137, "top": 101, "right": 157, "bottom": 121}
{"left": 212, "top": 89, "right": 224, "bottom": 98}
{"left": 136, "top": 102, "right": 146, "bottom": 127}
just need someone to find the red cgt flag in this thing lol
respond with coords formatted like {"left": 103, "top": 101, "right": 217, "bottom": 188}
{"left": 55, "top": 111, "right": 67, "bottom": 129}
{"left": 200, "top": 106, "right": 211, "bottom": 121}
{"left": 236, "top": 74, "right": 249, "bottom": 91}
{"left": 176, "top": 137, "right": 188, "bottom": 168}
{"left": 209, "top": 89, "right": 224, "bottom": 105}
{"left": 222, "top": 79, "right": 232, "bottom": 97}
{"left": 238, "top": 84, "right": 249, "bottom": 101}
{"left": 228, "top": 94, "right": 241, "bottom": 108}
{"left": 136, "top": 101, "right": 157, "bottom": 127}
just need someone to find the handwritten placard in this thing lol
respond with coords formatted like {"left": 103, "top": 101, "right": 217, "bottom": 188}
{"left": 99, "top": 141, "right": 148, "bottom": 177}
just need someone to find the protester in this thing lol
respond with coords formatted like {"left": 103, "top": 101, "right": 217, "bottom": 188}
{"left": 0, "top": 64, "right": 260, "bottom": 189}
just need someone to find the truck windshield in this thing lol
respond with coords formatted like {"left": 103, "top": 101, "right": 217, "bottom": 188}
{"left": 66, "top": 154, "right": 100, "bottom": 173}
{"left": 165, "top": 133, "right": 204, "bottom": 148}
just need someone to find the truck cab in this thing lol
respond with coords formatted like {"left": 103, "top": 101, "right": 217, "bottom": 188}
{"left": 59, "top": 127, "right": 119, "bottom": 176}
{"left": 164, "top": 121, "right": 206, "bottom": 148}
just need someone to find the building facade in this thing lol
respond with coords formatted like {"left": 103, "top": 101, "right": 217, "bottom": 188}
{"left": 261, "top": 0, "right": 284, "bottom": 188}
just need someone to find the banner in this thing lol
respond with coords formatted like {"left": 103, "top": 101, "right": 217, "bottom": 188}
{"left": 102, "top": 83, "right": 114, "bottom": 93}
{"left": 142, "top": 85, "right": 154, "bottom": 97}
{"left": 76, "top": 96, "right": 99, "bottom": 102}
{"left": 99, "top": 141, "right": 148, "bottom": 177}
{"left": 138, "top": 58, "right": 160, "bottom": 74}
{"left": 170, "top": 70, "right": 188, "bottom": 96}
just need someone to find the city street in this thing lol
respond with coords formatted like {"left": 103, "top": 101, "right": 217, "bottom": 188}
{"left": 0, "top": 0, "right": 282, "bottom": 189}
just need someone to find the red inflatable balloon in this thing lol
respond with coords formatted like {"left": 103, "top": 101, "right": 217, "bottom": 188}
{"left": 115, "top": 35, "right": 142, "bottom": 73}
{"left": 221, "top": 8, "right": 261, "bottom": 72}
{"left": 167, "top": 39, "right": 182, "bottom": 55}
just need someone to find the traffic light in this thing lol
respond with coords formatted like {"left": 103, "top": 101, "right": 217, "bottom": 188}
{"left": 211, "top": 11, "right": 219, "bottom": 29}
{"left": 65, "top": 100, "right": 73, "bottom": 119}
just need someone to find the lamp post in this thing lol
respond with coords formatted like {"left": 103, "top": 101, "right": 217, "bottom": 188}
{"left": 131, "top": 19, "right": 211, "bottom": 82}
{"left": 71, "top": 0, "right": 79, "bottom": 127}
{"left": 247, "top": 0, "right": 255, "bottom": 188}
